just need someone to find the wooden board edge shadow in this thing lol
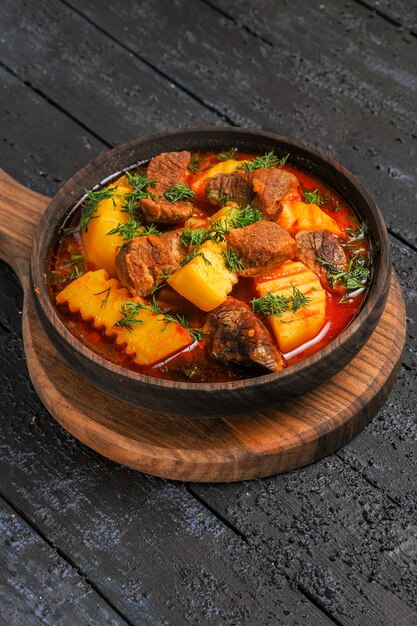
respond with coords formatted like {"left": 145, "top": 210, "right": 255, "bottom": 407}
{"left": 22, "top": 275, "right": 406, "bottom": 483}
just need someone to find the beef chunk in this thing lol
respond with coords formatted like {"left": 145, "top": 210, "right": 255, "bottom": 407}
{"left": 295, "top": 230, "right": 348, "bottom": 292}
{"left": 205, "top": 167, "right": 299, "bottom": 219}
{"left": 225, "top": 221, "right": 296, "bottom": 277}
{"left": 204, "top": 298, "right": 284, "bottom": 372}
{"left": 250, "top": 168, "right": 299, "bottom": 218}
{"left": 116, "top": 230, "right": 187, "bottom": 297}
{"left": 205, "top": 171, "right": 254, "bottom": 207}
{"left": 140, "top": 151, "right": 193, "bottom": 224}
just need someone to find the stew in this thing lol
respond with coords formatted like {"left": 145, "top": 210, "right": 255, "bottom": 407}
{"left": 46, "top": 149, "right": 375, "bottom": 383}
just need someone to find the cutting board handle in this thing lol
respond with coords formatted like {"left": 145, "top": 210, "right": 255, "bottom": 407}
{"left": 0, "top": 169, "right": 50, "bottom": 285}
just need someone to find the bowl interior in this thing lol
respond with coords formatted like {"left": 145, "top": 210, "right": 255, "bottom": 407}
{"left": 30, "top": 127, "right": 391, "bottom": 396}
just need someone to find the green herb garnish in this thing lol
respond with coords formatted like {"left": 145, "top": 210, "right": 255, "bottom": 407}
{"left": 251, "top": 285, "right": 311, "bottom": 318}
{"left": 181, "top": 249, "right": 212, "bottom": 266}
{"left": 317, "top": 251, "right": 371, "bottom": 290}
{"left": 115, "top": 301, "right": 145, "bottom": 331}
{"left": 228, "top": 205, "right": 263, "bottom": 228}
{"left": 346, "top": 223, "right": 368, "bottom": 239}
{"left": 80, "top": 187, "right": 116, "bottom": 232}
{"left": 302, "top": 188, "right": 329, "bottom": 206}
{"left": 107, "top": 220, "right": 160, "bottom": 241}
{"left": 222, "top": 249, "right": 245, "bottom": 273}
{"left": 122, "top": 172, "right": 157, "bottom": 219}
{"left": 188, "top": 155, "right": 201, "bottom": 172}
{"left": 240, "top": 151, "right": 289, "bottom": 171}
{"left": 164, "top": 182, "right": 195, "bottom": 202}
{"left": 93, "top": 286, "right": 111, "bottom": 309}
{"left": 218, "top": 148, "right": 238, "bottom": 161}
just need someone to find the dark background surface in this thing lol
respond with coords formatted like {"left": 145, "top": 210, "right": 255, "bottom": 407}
{"left": 1, "top": 1, "right": 416, "bottom": 624}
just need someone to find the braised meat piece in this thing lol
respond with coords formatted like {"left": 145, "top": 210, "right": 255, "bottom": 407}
{"left": 295, "top": 230, "right": 348, "bottom": 293}
{"left": 116, "top": 230, "right": 187, "bottom": 297}
{"left": 205, "top": 168, "right": 298, "bottom": 219}
{"left": 250, "top": 168, "right": 299, "bottom": 219}
{"left": 140, "top": 151, "right": 194, "bottom": 224}
{"left": 225, "top": 221, "right": 296, "bottom": 277}
{"left": 204, "top": 298, "right": 284, "bottom": 372}
{"left": 205, "top": 171, "right": 253, "bottom": 207}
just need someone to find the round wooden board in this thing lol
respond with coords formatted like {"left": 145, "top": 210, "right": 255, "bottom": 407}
{"left": 0, "top": 169, "right": 407, "bottom": 482}
{"left": 22, "top": 275, "right": 405, "bottom": 482}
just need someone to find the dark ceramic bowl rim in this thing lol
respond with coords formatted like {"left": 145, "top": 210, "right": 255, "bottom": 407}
{"left": 30, "top": 126, "right": 391, "bottom": 393}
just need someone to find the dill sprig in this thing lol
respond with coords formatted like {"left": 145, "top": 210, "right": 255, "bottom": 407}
{"left": 181, "top": 249, "right": 212, "bottom": 266}
{"left": 317, "top": 250, "right": 371, "bottom": 290}
{"left": 228, "top": 205, "right": 263, "bottom": 228}
{"left": 122, "top": 171, "right": 157, "bottom": 219}
{"left": 115, "top": 301, "right": 145, "bottom": 331}
{"left": 218, "top": 147, "right": 237, "bottom": 161}
{"left": 240, "top": 151, "right": 289, "bottom": 171}
{"left": 107, "top": 220, "right": 161, "bottom": 241}
{"left": 188, "top": 155, "right": 201, "bottom": 172}
{"left": 80, "top": 187, "right": 116, "bottom": 232}
{"left": 180, "top": 227, "right": 209, "bottom": 248}
{"left": 252, "top": 285, "right": 311, "bottom": 318}
{"left": 302, "top": 188, "right": 329, "bottom": 206}
{"left": 222, "top": 249, "right": 245, "bottom": 273}
{"left": 93, "top": 286, "right": 111, "bottom": 309}
{"left": 63, "top": 250, "right": 85, "bottom": 281}
{"left": 115, "top": 297, "right": 205, "bottom": 341}
{"left": 345, "top": 222, "right": 368, "bottom": 239}
{"left": 164, "top": 182, "right": 195, "bottom": 202}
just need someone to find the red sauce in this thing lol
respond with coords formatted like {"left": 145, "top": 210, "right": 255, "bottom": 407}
{"left": 47, "top": 151, "right": 369, "bottom": 383}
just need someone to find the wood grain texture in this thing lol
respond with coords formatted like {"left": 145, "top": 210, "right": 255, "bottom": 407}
{"left": 22, "top": 272, "right": 405, "bottom": 481}
{"left": 62, "top": 0, "right": 417, "bottom": 248}
{"left": 0, "top": 497, "right": 127, "bottom": 626}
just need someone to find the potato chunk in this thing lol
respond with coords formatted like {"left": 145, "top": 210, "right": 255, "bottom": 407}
{"left": 278, "top": 200, "right": 342, "bottom": 236}
{"left": 167, "top": 240, "right": 238, "bottom": 311}
{"left": 209, "top": 202, "right": 240, "bottom": 227}
{"left": 81, "top": 177, "right": 131, "bottom": 277}
{"left": 256, "top": 261, "right": 326, "bottom": 353}
{"left": 56, "top": 269, "right": 192, "bottom": 365}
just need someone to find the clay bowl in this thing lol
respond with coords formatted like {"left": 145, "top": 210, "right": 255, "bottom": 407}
{"left": 31, "top": 127, "right": 391, "bottom": 417}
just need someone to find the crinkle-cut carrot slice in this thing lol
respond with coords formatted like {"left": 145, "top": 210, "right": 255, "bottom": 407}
{"left": 56, "top": 270, "right": 192, "bottom": 365}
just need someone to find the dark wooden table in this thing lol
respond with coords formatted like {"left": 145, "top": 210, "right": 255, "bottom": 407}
{"left": 1, "top": 1, "right": 416, "bottom": 624}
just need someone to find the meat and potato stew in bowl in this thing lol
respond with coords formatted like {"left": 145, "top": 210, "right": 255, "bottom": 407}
{"left": 31, "top": 128, "right": 391, "bottom": 416}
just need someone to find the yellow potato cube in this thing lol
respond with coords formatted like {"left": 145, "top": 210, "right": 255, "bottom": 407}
{"left": 209, "top": 203, "right": 240, "bottom": 228}
{"left": 56, "top": 269, "right": 192, "bottom": 365}
{"left": 81, "top": 177, "right": 132, "bottom": 277}
{"left": 256, "top": 261, "right": 326, "bottom": 353}
{"left": 167, "top": 240, "right": 238, "bottom": 311}
{"left": 278, "top": 200, "right": 342, "bottom": 236}
{"left": 193, "top": 159, "right": 248, "bottom": 185}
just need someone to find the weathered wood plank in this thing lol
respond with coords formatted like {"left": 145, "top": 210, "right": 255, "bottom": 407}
{"left": 356, "top": 0, "right": 417, "bottom": 32}
{"left": 0, "top": 70, "right": 332, "bottom": 626}
{"left": 191, "top": 451, "right": 417, "bottom": 625}
{"left": 62, "top": 0, "right": 417, "bottom": 248}
{"left": 0, "top": 329, "right": 333, "bottom": 625}
{"left": 0, "top": 0, "right": 220, "bottom": 150}
{"left": 0, "top": 66, "right": 105, "bottom": 195}
{"left": 0, "top": 497, "right": 127, "bottom": 626}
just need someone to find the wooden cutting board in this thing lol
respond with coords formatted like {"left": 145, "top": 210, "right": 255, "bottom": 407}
{"left": 0, "top": 169, "right": 406, "bottom": 482}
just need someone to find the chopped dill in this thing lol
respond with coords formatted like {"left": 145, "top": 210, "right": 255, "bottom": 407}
{"left": 164, "top": 182, "right": 195, "bottom": 202}
{"left": 218, "top": 147, "right": 238, "bottom": 161}
{"left": 93, "top": 286, "right": 111, "bottom": 309}
{"left": 80, "top": 187, "right": 116, "bottom": 232}
{"left": 302, "top": 188, "right": 329, "bottom": 206}
{"left": 251, "top": 285, "right": 311, "bottom": 318}
{"left": 107, "top": 220, "right": 160, "bottom": 241}
{"left": 240, "top": 151, "right": 289, "bottom": 171}
{"left": 222, "top": 249, "right": 245, "bottom": 273}
{"left": 188, "top": 155, "right": 201, "bottom": 172}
